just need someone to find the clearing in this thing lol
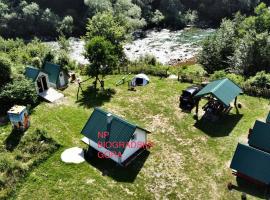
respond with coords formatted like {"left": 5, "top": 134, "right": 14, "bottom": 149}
{"left": 1, "top": 75, "right": 269, "bottom": 200}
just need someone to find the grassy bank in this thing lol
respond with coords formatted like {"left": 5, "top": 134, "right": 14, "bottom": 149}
{"left": 0, "top": 128, "right": 60, "bottom": 199}
{"left": 0, "top": 75, "right": 269, "bottom": 199}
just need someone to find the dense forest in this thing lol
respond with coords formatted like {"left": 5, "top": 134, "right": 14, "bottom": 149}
{"left": 1, "top": 0, "right": 270, "bottom": 38}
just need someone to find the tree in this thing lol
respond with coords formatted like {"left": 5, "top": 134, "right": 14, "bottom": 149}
{"left": 114, "top": 0, "right": 146, "bottom": 32}
{"left": 58, "top": 16, "right": 74, "bottom": 36}
{"left": 84, "top": 0, "right": 113, "bottom": 15}
{"left": 199, "top": 19, "right": 236, "bottom": 73}
{"left": 85, "top": 11, "right": 126, "bottom": 62}
{"left": 22, "top": 2, "right": 40, "bottom": 19}
{"left": 0, "top": 56, "right": 12, "bottom": 89}
{"left": 159, "top": 0, "right": 186, "bottom": 27}
{"left": 84, "top": 36, "right": 118, "bottom": 90}
{"left": 254, "top": 2, "right": 270, "bottom": 32}
{"left": 183, "top": 9, "right": 198, "bottom": 26}
{"left": 86, "top": 12, "right": 126, "bottom": 46}
{"left": 40, "top": 8, "right": 60, "bottom": 36}
{"left": 150, "top": 10, "right": 165, "bottom": 26}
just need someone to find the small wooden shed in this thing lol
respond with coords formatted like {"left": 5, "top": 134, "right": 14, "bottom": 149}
{"left": 25, "top": 66, "right": 50, "bottom": 94}
{"left": 81, "top": 108, "right": 151, "bottom": 166}
{"left": 43, "top": 62, "right": 69, "bottom": 89}
{"left": 25, "top": 62, "right": 69, "bottom": 94}
{"left": 7, "top": 105, "right": 30, "bottom": 131}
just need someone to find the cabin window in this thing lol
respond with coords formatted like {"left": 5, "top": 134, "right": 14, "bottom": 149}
{"left": 131, "top": 134, "right": 136, "bottom": 141}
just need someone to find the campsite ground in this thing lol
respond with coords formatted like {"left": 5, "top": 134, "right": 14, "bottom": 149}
{"left": 1, "top": 74, "right": 269, "bottom": 200}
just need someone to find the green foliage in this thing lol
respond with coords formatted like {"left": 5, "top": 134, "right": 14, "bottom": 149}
{"left": 114, "top": 0, "right": 146, "bottom": 32}
{"left": 0, "top": 78, "right": 38, "bottom": 114}
{"left": 126, "top": 64, "right": 169, "bottom": 77}
{"left": 86, "top": 12, "right": 126, "bottom": 45}
{"left": 19, "top": 129, "right": 59, "bottom": 154}
{"left": 150, "top": 9, "right": 165, "bottom": 25}
{"left": 0, "top": 0, "right": 74, "bottom": 38}
{"left": 137, "top": 54, "right": 159, "bottom": 66}
{"left": 58, "top": 35, "right": 70, "bottom": 52}
{"left": 56, "top": 51, "right": 77, "bottom": 71}
{"left": 254, "top": 2, "right": 270, "bottom": 32}
{"left": 200, "top": 3, "right": 270, "bottom": 76}
{"left": 183, "top": 10, "right": 198, "bottom": 26}
{"left": 57, "top": 15, "right": 74, "bottom": 36}
{"left": 0, "top": 56, "right": 12, "bottom": 88}
{"left": 31, "top": 57, "right": 42, "bottom": 68}
{"left": 84, "top": 0, "right": 112, "bottom": 15}
{"left": 0, "top": 128, "right": 59, "bottom": 199}
{"left": 199, "top": 19, "right": 236, "bottom": 74}
{"left": 84, "top": 36, "right": 119, "bottom": 88}
{"left": 85, "top": 11, "right": 126, "bottom": 64}
{"left": 246, "top": 71, "right": 270, "bottom": 88}
{"left": 209, "top": 70, "right": 245, "bottom": 85}
{"left": 159, "top": 0, "right": 186, "bottom": 28}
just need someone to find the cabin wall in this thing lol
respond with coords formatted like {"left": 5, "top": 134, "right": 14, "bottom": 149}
{"left": 89, "top": 139, "right": 120, "bottom": 164}
{"left": 121, "top": 128, "right": 147, "bottom": 163}
{"left": 57, "top": 71, "right": 69, "bottom": 88}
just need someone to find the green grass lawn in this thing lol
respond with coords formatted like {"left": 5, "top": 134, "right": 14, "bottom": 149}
{"left": 1, "top": 75, "right": 269, "bottom": 200}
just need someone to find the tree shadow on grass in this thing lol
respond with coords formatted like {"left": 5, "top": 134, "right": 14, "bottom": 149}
{"left": 85, "top": 148, "right": 150, "bottom": 183}
{"left": 194, "top": 113, "right": 243, "bottom": 137}
{"left": 4, "top": 129, "right": 24, "bottom": 152}
{"left": 230, "top": 177, "right": 270, "bottom": 199}
{"left": 76, "top": 86, "right": 116, "bottom": 108}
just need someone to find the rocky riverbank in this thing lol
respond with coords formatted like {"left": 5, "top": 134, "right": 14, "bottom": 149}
{"left": 45, "top": 28, "right": 214, "bottom": 66}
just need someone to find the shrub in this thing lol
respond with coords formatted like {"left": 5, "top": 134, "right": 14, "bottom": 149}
{"left": 31, "top": 57, "right": 42, "bottom": 68}
{"left": 126, "top": 64, "right": 169, "bottom": 78}
{"left": 43, "top": 51, "right": 55, "bottom": 63}
{"left": 57, "top": 16, "right": 74, "bottom": 36}
{"left": 0, "top": 56, "right": 12, "bottom": 88}
{"left": 245, "top": 71, "right": 270, "bottom": 88}
{"left": 56, "top": 51, "right": 77, "bottom": 71}
{"left": 0, "top": 78, "right": 38, "bottom": 114}
{"left": 138, "top": 54, "right": 159, "bottom": 66}
{"left": 209, "top": 70, "right": 245, "bottom": 85}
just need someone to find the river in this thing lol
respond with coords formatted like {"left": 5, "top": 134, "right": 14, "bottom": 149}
{"left": 45, "top": 28, "right": 214, "bottom": 66}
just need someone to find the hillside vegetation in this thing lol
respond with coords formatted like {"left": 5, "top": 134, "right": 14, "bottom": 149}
{"left": 1, "top": 0, "right": 270, "bottom": 38}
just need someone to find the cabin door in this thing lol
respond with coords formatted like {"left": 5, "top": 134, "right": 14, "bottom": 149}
{"left": 37, "top": 75, "right": 48, "bottom": 93}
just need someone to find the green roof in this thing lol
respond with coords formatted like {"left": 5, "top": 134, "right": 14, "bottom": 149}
{"left": 267, "top": 112, "right": 270, "bottom": 124}
{"left": 43, "top": 62, "right": 61, "bottom": 85}
{"left": 230, "top": 143, "right": 270, "bottom": 185}
{"left": 248, "top": 120, "right": 270, "bottom": 152}
{"left": 25, "top": 66, "right": 41, "bottom": 81}
{"left": 81, "top": 108, "right": 149, "bottom": 154}
{"left": 195, "top": 78, "right": 243, "bottom": 106}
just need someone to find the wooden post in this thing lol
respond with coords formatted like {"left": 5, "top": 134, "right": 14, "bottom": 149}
{"left": 234, "top": 96, "right": 238, "bottom": 107}
{"left": 195, "top": 99, "right": 200, "bottom": 120}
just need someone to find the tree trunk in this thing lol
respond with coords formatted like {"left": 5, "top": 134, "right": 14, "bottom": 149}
{"left": 94, "top": 75, "right": 98, "bottom": 91}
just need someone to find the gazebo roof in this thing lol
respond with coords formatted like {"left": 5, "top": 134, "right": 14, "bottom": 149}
{"left": 195, "top": 78, "right": 243, "bottom": 106}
